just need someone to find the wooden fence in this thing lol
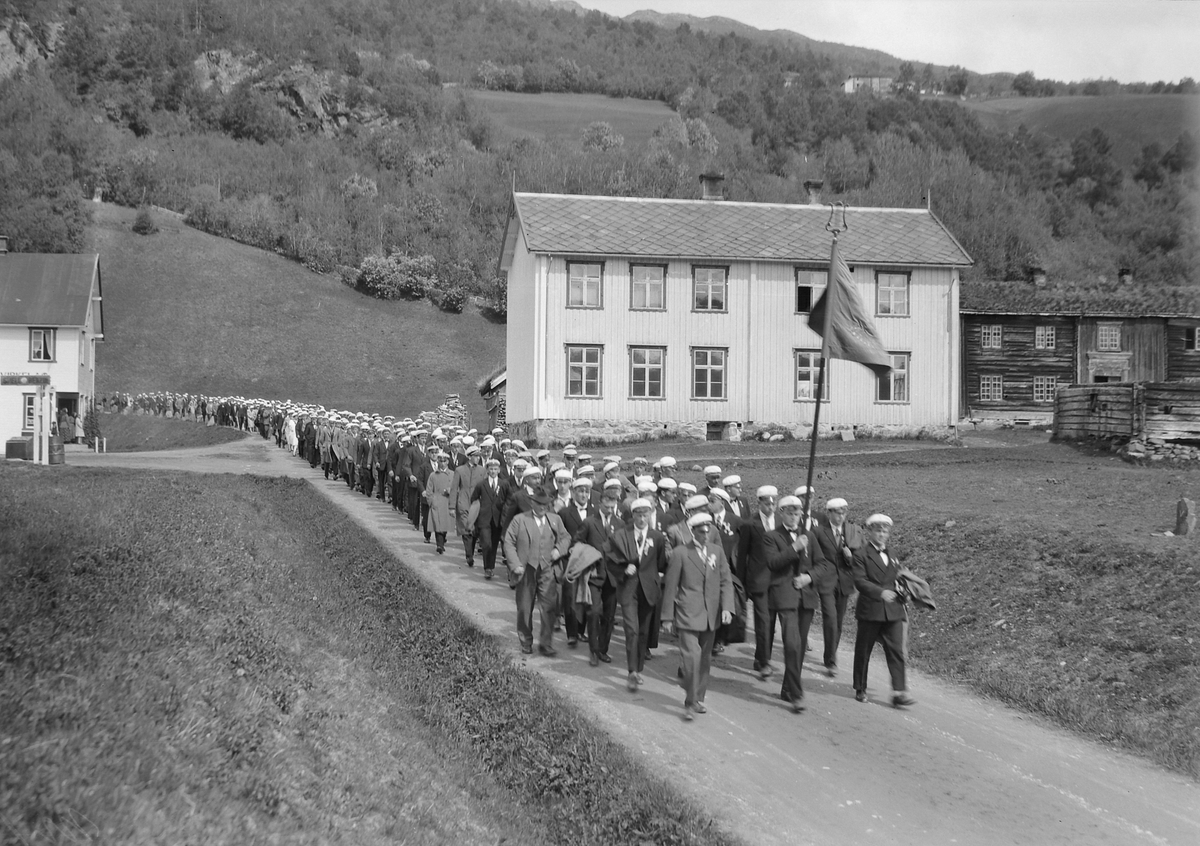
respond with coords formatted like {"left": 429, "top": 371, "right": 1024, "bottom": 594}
{"left": 1055, "top": 381, "right": 1200, "bottom": 441}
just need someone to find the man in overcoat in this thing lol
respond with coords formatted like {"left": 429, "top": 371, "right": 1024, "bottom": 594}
{"left": 503, "top": 490, "right": 571, "bottom": 655}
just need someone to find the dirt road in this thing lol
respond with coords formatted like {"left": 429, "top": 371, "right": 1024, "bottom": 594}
{"left": 69, "top": 439, "right": 1200, "bottom": 846}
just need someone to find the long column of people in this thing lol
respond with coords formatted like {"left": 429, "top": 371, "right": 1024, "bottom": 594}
{"left": 99, "top": 391, "right": 921, "bottom": 722}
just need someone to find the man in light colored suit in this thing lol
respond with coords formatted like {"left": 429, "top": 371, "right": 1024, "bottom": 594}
{"left": 503, "top": 489, "right": 571, "bottom": 656}
{"left": 607, "top": 498, "right": 669, "bottom": 691}
{"left": 662, "top": 512, "right": 734, "bottom": 721}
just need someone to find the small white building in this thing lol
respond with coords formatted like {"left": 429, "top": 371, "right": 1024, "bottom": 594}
{"left": 497, "top": 186, "right": 973, "bottom": 445}
{"left": 844, "top": 76, "right": 894, "bottom": 95}
{"left": 0, "top": 237, "right": 104, "bottom": 452}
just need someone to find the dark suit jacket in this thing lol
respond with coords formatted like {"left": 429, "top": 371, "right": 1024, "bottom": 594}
{"left": 763, "top": 526, "right": 831, "bottom": 612}
{"left": 811, "top": 519, "right": 863, "bottom": 594}
{"left": 607, "top": 525, "right": 669, "bottom": 605}
{"left": 710, "top": 511, "right": 741, "bottom": 571}
{"left": 573, "top": 511, "right": 626, "bottom": 587}
{"left": 558, "top": 502, "right": 595, "bottom": 542}
{"left": 852, "top": 544, "right": 908, "bottom": 623}
{"left": 470, "top": 476, "right": 509, "bottom": 529}
{"left": 737, "top": 513, "right": 778, "bottom": 595}
{"left": 500, "top": 486, "right": 534, "bottom": 533}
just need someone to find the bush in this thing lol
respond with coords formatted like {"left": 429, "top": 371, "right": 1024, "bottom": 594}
{"left": 82, "top": 405, "right": 101, "bottom": 448}
{"left": 430, "top": 284, "right": 468, "bottom": 313}
{"left": 132, "top": 206, "right": 158, "bottom": 235}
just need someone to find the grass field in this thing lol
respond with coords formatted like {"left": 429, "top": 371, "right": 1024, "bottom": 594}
{"left": 0, "top": 464, "right": 741, "bottom": 846}
{"left": 465, "top": 89, "right": 676, "bottom": 147}
{"left": 94, "top": 411, "right": 248, "bottom": 451}
{"left": 960, "top": 94, "right": 1200, "bottom": 167}
{"left": 87, "top": 203, "right": 506, "bottom": 423}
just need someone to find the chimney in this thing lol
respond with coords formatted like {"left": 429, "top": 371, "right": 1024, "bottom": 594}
{"left": 1028, "top": 266, "right": 1047, "bottom": 287}
{"left": 1118, "top": 267, "right": 1133, "bottom": 285}
{"left": 699, "top": 172, "right": 725, "bottom": 201}
{"left": 0, "top": 234, "right": 8, "bottom": 254}
{"left": 803, "top": 179, "right": 824, "bottom": 205}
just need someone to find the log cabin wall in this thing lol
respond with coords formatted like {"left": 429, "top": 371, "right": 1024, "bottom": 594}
{"left": 1166, "top": 319, "right": 1200, "bottom": 381}
{"left": 1077, "top": 317, "right": 1167, "bottom": 383}
{"left": 1053, "top": 384, "right": 1138, "bottom": 439}
{"left": 1142, "top": 382, "right": 1200, "bottom": 440}
{"left": 962, "top": 314, "right": 1076, "bottom": 413}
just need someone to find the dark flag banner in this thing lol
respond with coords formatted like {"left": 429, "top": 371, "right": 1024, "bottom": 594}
{"left": 807, "top": 237, "right": 892, "bottom": 375}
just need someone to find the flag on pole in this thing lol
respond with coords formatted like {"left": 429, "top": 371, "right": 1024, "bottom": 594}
{"left": 807, "top": 237, "right": 892, "bottom": 375}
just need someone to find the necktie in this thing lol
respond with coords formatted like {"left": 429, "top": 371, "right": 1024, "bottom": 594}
{"left": 492, "top": 480, "right": 498, "bottom": 494}
{"left": 636, "top": 532, "right": 645, "bottom": 556}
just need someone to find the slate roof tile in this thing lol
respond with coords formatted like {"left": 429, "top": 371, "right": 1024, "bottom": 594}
{"left": 0, "top": 253, "right": 101, "bottom": 327}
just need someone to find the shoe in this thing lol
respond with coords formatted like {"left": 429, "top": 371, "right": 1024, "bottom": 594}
{"left": 538, "top": 645, "right": 558, "bottom": 658}
{"left": 520, "top": 644, "right": 533, "bottom": 654}
{"left": 598, "top": 653, "right": 612, "bottom": 664}
{"left": 683, "top": 706, "right": 695, "bottom": 722}
{"left": 634, "top": 673, "right": 644, "bottom": 684}
{"left": 484, "top": 570, "right": 494, "bottom": 580}
{"left": 693, "top": 701, "right": 707, "bottom": 714}
{"left": 892, "top": 693, "right": 916, "bottom": 708}
{"left": 436, "top": 548, "right": 444, "bottom": 554}
{"left": 790, "top": 696, "right": 806, "bottom": 713}
{"left": 855, "top": 690, "right": 867, "bottom": 703}
{"left": 826, "top": 664, "right": 838, "bottom": 678}
{"left": 759, "top": 664, "right": 774, "bottom": 680}
{"left": 627, "top": 673, "right": 639, "bottom": 692}
{"left": 424, "top": 536, "right": 431, "bottom": 543}
{"left": 712, "top": 642, "right": 725, "bottom": 654}
{"left": 643, "top": 650, "right": 652, "bottom": 661}
{"left": 567, "top": 637, "right": 578, "bottom": 648}
{"left": 589, "top": 652, "right": 600, "bottom": 667}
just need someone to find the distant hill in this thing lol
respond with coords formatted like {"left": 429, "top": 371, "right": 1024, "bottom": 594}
{"left": 960, "top": 94, "right": 1200, "bottom": 167}
{"left": 88, "top": 204, "right": 505, "bottom": 422}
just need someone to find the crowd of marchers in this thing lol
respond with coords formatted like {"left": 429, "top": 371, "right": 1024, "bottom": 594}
{"left": 108, "top": 392, "right": 929, "bottom": 722}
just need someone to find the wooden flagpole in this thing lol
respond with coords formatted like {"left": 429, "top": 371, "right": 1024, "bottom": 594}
{"left": 801, "top": 203, "right": 848, "bottom": 529}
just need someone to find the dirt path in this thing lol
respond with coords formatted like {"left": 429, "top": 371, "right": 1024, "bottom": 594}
{"left": 69, "top": 439, "right": 1200, "bottom": 846}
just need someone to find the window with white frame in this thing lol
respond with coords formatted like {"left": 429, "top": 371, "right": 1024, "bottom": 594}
{"left": 876, "top": 272, "right": 909, "bottom": 316}
{"left": 631, "top": 264, "right": 666, "bottom": 310}
{"left": 1185, "top": 328, "right": 1197, "bottom": 351}
{"left": 1035, "top": 325, "right": 1057, "bottom": 349}
{"left": 877, "top": 353, "right": 909, "bottom": 402}
{"left": 979, "top": 374, "right": 1004, "bottom": 401}
{"left": 23, "top": 394, "right": 36, "bottom": 431}
{"left": 692, "top": 348, "right": 727, "bottom": 399}
{"left": 1097, "top": 323, "right": 1122, "bottom": 351}
{"left": 629, "top": 346, "right": 664, "bottom": 398}
{"left": 794, "top": 350, "right": 829, "bottom": 400}
{"left": 981, "top": 325, "right": 1003, "bottom": 349}
{"left": 567, "top": 262, "right": 603, "bottom": 309}
{"left": 30, "top": 328, "right": 56, "bottom": 361}
{"left": 1033, "top": 376, "right": 1058, "bottom": 403}
{"left": 692, "top": 267, "right": 727, "bottom": 312}
{"left": 566, "top": 345, "right": 602, "bottom": 397}
{"left": 795, "top": 268, "right": 827, "bottom": 314}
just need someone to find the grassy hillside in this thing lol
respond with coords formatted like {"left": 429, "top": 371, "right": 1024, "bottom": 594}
{"left": 467, "top": 89, "right": 674, "bottom": 147}
{"left": 88, "top": 204, "right": 506, "bottom": 421}
{"left": 960, "top": 94, "right": 1200, "bottom": 166}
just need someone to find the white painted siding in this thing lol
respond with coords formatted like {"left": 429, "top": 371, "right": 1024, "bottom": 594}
{"left": 0, "top": 325, "right": 89, "bottom": 443}
{"left": 505, "top": 238, "right": 539, "bottom": 423}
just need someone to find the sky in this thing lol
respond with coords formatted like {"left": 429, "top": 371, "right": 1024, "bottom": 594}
{"left": 575, "top": 0, "right": 1199, "bottom": 84}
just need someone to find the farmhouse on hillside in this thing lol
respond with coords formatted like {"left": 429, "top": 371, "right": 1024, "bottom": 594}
{"left": 843, "top": 75, "right": 894, "bottom": 95}
{"left": 0, "top": 236, "right": 104, "bottom": 453}
{"left": 961, "top": 277, "right": 1200, "bottom": 422}
{"left": 497, "top": 182, "right": 974, "bottom": 446}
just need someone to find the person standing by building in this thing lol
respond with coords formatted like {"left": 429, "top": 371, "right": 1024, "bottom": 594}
{"left": 662, "top": 512, "right": 734, "bottom": 721}
{"left": 851, "top": 514, "right": 915, "bottom": 707}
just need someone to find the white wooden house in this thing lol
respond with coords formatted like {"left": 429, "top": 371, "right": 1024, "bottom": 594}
{"left": 497, "top": 189, "right": 973, "bottom": 445}
{"left": 0, "top": 237, "right": 104, "bottom": 453}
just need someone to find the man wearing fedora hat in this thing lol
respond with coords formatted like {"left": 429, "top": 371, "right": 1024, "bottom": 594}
{"left": 503, "top": 489, "right": 571, "bottom": 655}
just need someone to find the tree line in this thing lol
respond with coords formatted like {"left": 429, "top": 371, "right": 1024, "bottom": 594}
{"left": 0, "top": 0, "right": 1195, "bottom": 311}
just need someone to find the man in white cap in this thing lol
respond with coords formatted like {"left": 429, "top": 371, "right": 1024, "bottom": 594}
{"left": 556, "top": 477, "right": 596, "bottom": 648}
{"left": 851, "top": 514, "right": 914, "bottom": 707}
{"left": 608, "top": 497, "right": 669, "bottom": 691}
{"left": 737, "top": 485, "right": 780, "bottom": 679}
{"left": 764, "top": 495, "right": 833, "bottom": 712}
{"left": 470, "top": 457, "right": 510, "bottom": 580}
{"left": 450, "top": 445, "right": 487, "bottom": 566}
{"left": 662, "top": 512, "right": 734, "bottom": 721}
{"left": 572, "top": 482, "right": 627, "bottom": 665}
{"left": 700, "top": 466, "right": 723, "bottom": 498}
{"left": 625, "top": 457, "right": 649, "bottom": 498}
{"left": 811, "top": 496, "right": 862, "bottom": 676}
{"left": 723, "top": 475, "right": 749, "bottom": 519}
{"left": 655, "top": 455, "right": 677, "bottom": 482}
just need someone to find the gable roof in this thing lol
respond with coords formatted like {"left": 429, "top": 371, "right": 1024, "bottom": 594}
{"left": 961, "top": 279, "right": 1200, "bottom": 318}
{"left": 502, "top": 193, "right": 973, "bottom": 270}
{"left": 0, "top": 253, "right": 102, "bottom": 329}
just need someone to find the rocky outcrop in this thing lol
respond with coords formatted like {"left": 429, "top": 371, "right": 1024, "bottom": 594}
{"left": 193, "top": 49, "right": 265, "bottom": 94}
{"left": 0, "top": 17, "right": 59, "bottom": 79}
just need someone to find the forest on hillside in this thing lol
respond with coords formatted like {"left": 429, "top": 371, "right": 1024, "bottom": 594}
{"left": 0, "top": 0, "right": 1196, "bottom": 316}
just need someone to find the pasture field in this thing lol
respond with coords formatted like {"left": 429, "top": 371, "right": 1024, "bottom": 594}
{"left": 95, "top": 410, "right": 248, "bottom": 451}
{"left": 0, "top": 465, "right": 739, "bottom": 846}
{"left": 87, "top": 203, "right": 506, "bottom": 423}
{"left": 960, "top": 94, "right": 1200, "bottom": 167}
{"left": 465, "top": 89, "right": 676, "bottom": 147}
{"left": 655, "top": 436, "right": 1200, "bottom": 777}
